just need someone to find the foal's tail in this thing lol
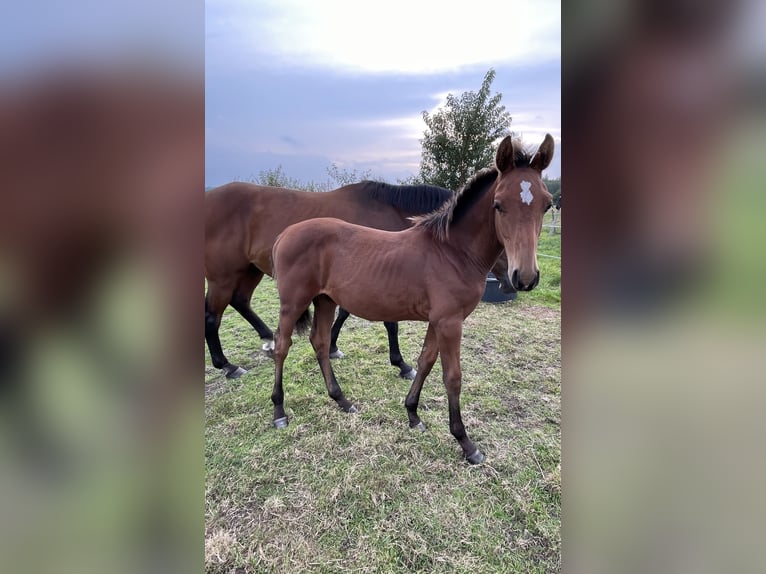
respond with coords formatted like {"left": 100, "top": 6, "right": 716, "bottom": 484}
{"left": 295, "top": 308, "right": 312, "bottom": 336}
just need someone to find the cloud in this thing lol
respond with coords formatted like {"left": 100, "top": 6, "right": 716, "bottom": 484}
{"left": 205, "top": 4, "right": 561, "bottom": 184}
{"left": 206, "top": 0, "right": 560, "bottom": 74}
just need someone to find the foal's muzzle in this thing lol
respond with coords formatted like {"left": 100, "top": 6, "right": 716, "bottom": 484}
{"left": 511, "top": 269, "right": 540, "bottom": 292}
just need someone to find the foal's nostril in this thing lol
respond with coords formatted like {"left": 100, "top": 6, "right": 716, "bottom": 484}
{"left": 511, "top": 269, "right": 520, "bottom": 290}
{"left": 510, "top": 269, "right": 539, "bottom": 291}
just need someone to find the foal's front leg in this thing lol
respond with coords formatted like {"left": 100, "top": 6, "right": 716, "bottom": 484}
{"left": 404, "top": 324, "right": 438, "bottom": 431}
{"left": 437, "top": 320, "right": 484, "bottom": 464}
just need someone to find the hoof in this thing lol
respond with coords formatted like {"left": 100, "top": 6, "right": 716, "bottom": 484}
{"left": 410, "top": 421, "right": 427, "bottom": 432}
{"left": 273, "top": 417, "right": 289, "bottom": 429}
{"left": 329, "top": 349, "right": 345, "bottom": 359}
{"left": 400, "top": 367, "right": 417, "bottom": 380}
{"left": 466, "top": 449, "right": 485, "bottom": 465}
{"left": 262, "top": 339, "right": 275, "bottom": 352}
{"left": 346, "top": 404, "right": 358, "bottom": 414}
{"left": 225, "top": 366, "right": 247, "bottom": 379}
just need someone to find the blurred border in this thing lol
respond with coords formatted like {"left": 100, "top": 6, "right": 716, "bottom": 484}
{"left": 563, "top": 1, "right": 766, "bottom": 572}
{"left": 0, "top": 3, "right": 203, "bottom": 573}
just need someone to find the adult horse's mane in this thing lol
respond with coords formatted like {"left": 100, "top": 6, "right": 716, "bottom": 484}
{"left": 357, "top": 181, "right": 453, "bottom": 214}
{"left": 411, "top": 143, "right": 538, "bottom": 242}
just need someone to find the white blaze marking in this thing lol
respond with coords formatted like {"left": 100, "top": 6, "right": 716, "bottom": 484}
{"left": 520, "top": 181, "right": 533, "bottom": 205}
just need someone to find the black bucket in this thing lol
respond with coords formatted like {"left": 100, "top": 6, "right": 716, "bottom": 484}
{"left": 481, "top": 273, "right": 517, "bottom": 303}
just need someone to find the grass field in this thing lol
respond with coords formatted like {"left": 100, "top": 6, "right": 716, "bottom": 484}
{"left": 205, "top": 217, "right": 561, "bottom": 573}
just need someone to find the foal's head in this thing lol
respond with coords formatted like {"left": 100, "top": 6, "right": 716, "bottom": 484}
{"left": 492, "top": 134, "right": 555, "bottom": 291}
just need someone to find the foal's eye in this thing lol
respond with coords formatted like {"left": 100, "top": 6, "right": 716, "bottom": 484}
{"left": 493, "top": 201, "right": 503, "bottom": 212}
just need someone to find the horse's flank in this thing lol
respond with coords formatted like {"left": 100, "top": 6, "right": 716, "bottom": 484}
{"left": 273, "top": 218, "right": 471, "bottom": 322}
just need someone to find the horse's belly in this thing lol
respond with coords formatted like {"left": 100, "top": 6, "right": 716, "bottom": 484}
{"left": 324, "top": 287, "right": 427, "bottom": 322}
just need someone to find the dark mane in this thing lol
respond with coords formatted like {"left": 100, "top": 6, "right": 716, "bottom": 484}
{"left": 356, "top": 181, "right": 454, "bottom": 215}
{"left": 411, "top": 168, "right": 499, "bottom": 241}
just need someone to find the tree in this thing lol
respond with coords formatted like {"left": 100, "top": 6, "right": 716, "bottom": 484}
{"left": 418, "top": 69, "right": 512, "bottom": 190}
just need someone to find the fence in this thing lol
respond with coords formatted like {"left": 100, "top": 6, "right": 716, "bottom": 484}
{"left": 548, "top": 207, "right": 561, "bottom": 236}
{"left": 539, "top": 208, "right": 562, "bottom": 261}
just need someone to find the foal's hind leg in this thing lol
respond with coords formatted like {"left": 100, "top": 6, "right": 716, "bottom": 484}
{"left": 384, "top": 321, "right": 416, "bottom": 380}
{"left": 230, "top": 267, "right": 276, "bottom": 353}
{"left": 311, "top": 296, "right": 356, "bottom": 413}
{"left": 329, "top": 307, "right": 351, "bottom": 359}
{"left": 205, "top": 281, "right": 247, "bottom": 379}
{"left": 404, "top": 324, "right": 438, "bottom": 431}
{"left": 271, "top": 305, "right": 309, "bottom": 428}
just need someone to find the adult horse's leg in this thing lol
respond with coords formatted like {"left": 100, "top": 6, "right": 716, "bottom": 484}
{"left": 205, "top": 281, "right": 247, "bottom": 379}
{"left": 328, "top": 307, "right": 351, "bottom": 359}
{"left": 404, "top": 324, "right": 438, "bottom": 432}
{"left": 229, "top": 267, "right": 276, "bottom": 353}
{"left": 437, "top": 319, "right": 484, "bottom": 464}
{"left": 384, "top": 322, "right": 416, "bottom": 380}
{"left": 310, "top": 296, "right": 356, "bottom": 414}
{"left": 329, "top": 309, "right": 416, "bottom": 380}
{"left": 271, "top": 305, "right": 309, "bottom": 428}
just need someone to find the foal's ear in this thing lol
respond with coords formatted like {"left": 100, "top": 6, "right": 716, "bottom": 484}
{"left": 495, "top": 136, "right": 516, "bottom": 173}
{"left": 530, "top": 133, "right": 555, "bottom": 172}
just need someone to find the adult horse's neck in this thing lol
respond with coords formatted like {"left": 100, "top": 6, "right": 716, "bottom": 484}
{"left": 447, "top": 176, "right": 503, "bottom": 281}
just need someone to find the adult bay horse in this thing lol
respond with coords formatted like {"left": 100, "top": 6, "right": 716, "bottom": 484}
{"left": 205, "top": 181, "right": 513, "bottom": 379}
{"left": 271, "top": 134, "right": 555, "bottom": 464}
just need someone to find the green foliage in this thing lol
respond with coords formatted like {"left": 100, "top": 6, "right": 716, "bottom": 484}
{"left": 395, "top": 173, "right": 423, "bottom": 185}
{"left": 418, "top": 69, "right": 512, "bottom": 191}
{"left": 253, "top": 165, "right": 329, "bottom": 192}
{"left": 544, "top": 177, "right": 561, "bottom": 203}
{"left": 326, "top": 163, "right": 376, "bottom": 187}
{"left": 244, "top": 164, "right": 382, "bottom": 192}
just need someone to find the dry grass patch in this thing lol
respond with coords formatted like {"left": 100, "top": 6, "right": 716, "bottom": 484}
{"left": 206, "top": 279, "right": 560, "bottom": 573}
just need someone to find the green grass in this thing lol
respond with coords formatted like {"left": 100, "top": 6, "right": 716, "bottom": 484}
{"left": 525, "top": 209, "right": 561, "bottom": 307}
{"left": 205, "top": 241, "right": 561, "bottom": 574}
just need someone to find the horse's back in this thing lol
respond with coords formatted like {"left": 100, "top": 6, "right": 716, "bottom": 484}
{"left": 273, "top": 217, "right": 359, "bottom": 269}
{"left": 205, "top": 183, "right": 319, "bottom": 277}
{"left": 205, "top": 181, "right": 424, "bottom": 280}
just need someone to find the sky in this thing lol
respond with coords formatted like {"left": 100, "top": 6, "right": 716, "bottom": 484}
{"left": 205, "top": 0, "right": 561, "bottom": 187}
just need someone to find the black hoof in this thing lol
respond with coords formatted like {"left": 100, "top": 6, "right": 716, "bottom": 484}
{"left": 466, "top": 449, "right": 485, "bottom": 464}
{"left": 410, "top": 421, "right": 427, "bottom": 432}
{"left": 273, "top": 417, "right": 288, "bottom": 429}
{"left": 329, "top": 349, "right": 345, "bottom": 359}
{"left": 400, "top": 367, "right": 417, "bottom": 380}
{"left": 225, "top": 366, "right": 247, "bottom": 379}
